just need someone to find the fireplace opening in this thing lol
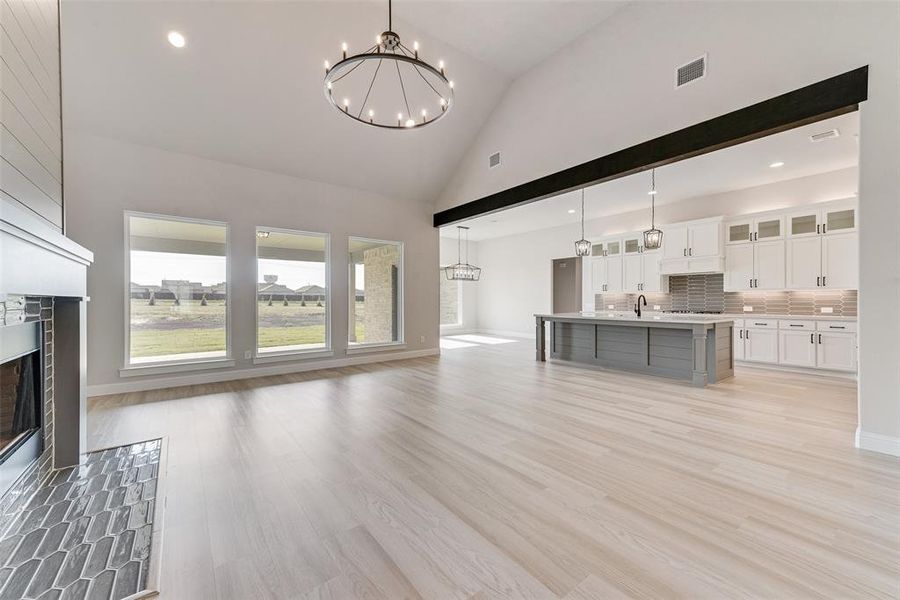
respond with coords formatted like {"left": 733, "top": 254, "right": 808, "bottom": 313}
{"left": 0, "top": 350, "right": 42, "bottom": 460}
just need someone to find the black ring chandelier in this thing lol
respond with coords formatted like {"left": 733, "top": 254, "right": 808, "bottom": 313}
{"left": 323, "top": 0, "right": 454, "bottom": 130}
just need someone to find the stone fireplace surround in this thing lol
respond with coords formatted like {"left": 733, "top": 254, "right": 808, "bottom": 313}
{"left": 0, "top": 198, "right": 93, "bottom": 500}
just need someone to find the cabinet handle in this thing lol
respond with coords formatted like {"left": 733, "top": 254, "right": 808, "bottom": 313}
{"left": 746, "top": 330, "right": 750, "bottom": 339}
{"left": 739, "top": 330, "right": 743, "bottom": 339}
{"left": 683, "top": 248, "right": 687, "bottom": 257}
{"left": 789, "top": 324, "right": 803, "bottom": 327}
{"left": 817, "top": 224, "right": 821, "bottom": 234}
{"left": 754, "top": 322, "right": 767, "bottom": 326}
{"left": 810, "top": 333, "right": 814, "bottom": 344}
{"left": 829, "top": 326, "right": 845, "bottom": 329}
{"left": 818, "top": 334, "right": 822, "bottom": 344}
{"left": 822, "top": 276, "right": 826, "bottom": 287}
{"left": 817, "top": 276, "right": 821, "bottom": 287}
{"left": 689, "top": 248, "right": 693, "bottom": 256}
{"left": 823, "top": 223, "right": 827, "bottom": 234}
{"left": 754, "top": 278, "right": 758, "bottom": 288}
{"left": 749, "top": 278, "right": 753, "bottom": 289}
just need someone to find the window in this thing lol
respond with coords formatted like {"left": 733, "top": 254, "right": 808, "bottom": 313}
{"left": 440, "top": 272, "right": 461, "bottom": 326}
{"left": 256, "top": 228, "right": 330, "bottom": 355}
{"left": 348, "top": 238, "right": 403, "bottom": 346}
{"left": 126, "top": 213, "right": 228, "bottom": 365}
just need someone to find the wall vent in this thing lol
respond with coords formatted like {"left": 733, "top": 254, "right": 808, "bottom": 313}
{"left": 675, "top": 54, "right": 707, "bottom": 88}
{"left": 489, "top": 151, "right": 501, "bottom": 169}
{"left": 810, "top": 128, "right": 840, "bottom": 142}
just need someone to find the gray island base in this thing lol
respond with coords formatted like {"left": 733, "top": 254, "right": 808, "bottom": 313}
{"left": 535, "top": 312, "right": 735, "bottom": 387}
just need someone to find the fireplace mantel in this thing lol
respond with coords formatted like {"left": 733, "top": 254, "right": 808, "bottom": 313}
{"left": 1, "top": 198, "right": 93, "bottom": 299}
{"left": 1, "top": 197, "right": 93, "bottom": 476}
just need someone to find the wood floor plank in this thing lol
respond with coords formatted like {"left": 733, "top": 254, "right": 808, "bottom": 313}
{"left": 87, "top": 338, "right": 900, "bottom": 599}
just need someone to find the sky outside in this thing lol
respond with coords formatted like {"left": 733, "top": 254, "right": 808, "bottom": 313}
{"left": 130, "top": 251, "right": 366, "bottom": 290}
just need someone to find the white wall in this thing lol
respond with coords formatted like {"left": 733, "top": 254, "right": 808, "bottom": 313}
{"left": 475, "top": 168, "right": 857, "bottom": 337}
{"left": 64, "top": 133, "right": 439, "bottom": 394}
{"left": 437, "top": 1, "right": 900, "bottom": 452}
{"left": 439, "top": 235, "right": 479, "bottom": 333}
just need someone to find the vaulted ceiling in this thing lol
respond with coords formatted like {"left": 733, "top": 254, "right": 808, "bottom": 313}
{"left": 60, "top": 1, "right": 625, "bottom": 204}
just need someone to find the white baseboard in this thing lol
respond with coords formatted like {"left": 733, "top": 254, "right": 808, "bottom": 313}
{"left": 855, "top": 427, "right": 900, "bottom": 457}
{"left": 473, "top": 328, "right": 534, "bottom": 340}
{"left": 734, "top": 360, "right": 857, "bottom": 380}
{"left": 87, "top": 348, "right": 440, "bottom": 397}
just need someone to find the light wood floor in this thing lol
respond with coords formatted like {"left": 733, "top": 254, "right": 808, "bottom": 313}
{"left": 88, "top": 337, "right": 900, "bottom": 599}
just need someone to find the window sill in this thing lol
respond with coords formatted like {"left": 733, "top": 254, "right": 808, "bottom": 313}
{"left": 253, "top": 349, "right": 334, "bottom": 364}
{"left": 119, "top": 358, "right": 236, "bottom": 378}
{"left": 345, "top": 342, "right": 406, "bottom": 355}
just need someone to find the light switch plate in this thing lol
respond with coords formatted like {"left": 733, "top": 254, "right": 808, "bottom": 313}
{"left": 607, "top": 304, "right": 615, "bottom": 310}
{"left": 820, "top": 306, "right": 834, "bottom": 313}
{"left": 743, "top": 306, "right": 754, "bottom": 312}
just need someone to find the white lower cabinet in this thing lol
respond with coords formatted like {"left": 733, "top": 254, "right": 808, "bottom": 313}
{"left": 816, "top": 331, "right": 857, "bottom": 371}
{"left": 779, "top": 330, "right": 817, "bottom": 367}
{"left": 732, "top": 319, "right": 745, "bottom": 361}
{"left": 745, "top": 326, "right": 778, "bottom": 363}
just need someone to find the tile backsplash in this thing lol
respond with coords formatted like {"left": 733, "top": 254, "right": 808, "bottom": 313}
{"left": 594, "top": 273, "right": 857, "bottom": 317}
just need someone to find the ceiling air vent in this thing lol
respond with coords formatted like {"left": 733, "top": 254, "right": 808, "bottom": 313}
{"left": 489, "top": 151, "right": 501, "bottom": 169}
{"left": 675, "top": 54, "right": 707, "bottom": 88}
{"left": 810, "top": 128, "right": 840, "bottom": 142}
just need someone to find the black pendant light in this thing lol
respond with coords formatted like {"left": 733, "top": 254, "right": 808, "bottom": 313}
{"left": 443, "top": 226, "right": 481, "bottom": 281}
{"left": 574, "top": 189, "right": 591, "bottom": 256}
{"left": 643, "top": 169, "right": 663, "bottom": 250}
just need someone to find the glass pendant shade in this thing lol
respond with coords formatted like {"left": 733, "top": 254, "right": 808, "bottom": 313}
{"left": 643, "top": 227, "right": 663, "bottom": 250}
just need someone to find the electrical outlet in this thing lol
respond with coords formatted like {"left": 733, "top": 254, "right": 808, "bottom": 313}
{"left": 743, "top": 306, "right": 754, "bottom": 312}
{"left": 607, "top": 304, "right": 615, "bottom": 310}
{"left": 419, "top": 335, "right": 425, "bottom": 343}
{"left": 244, "top": 350, "right": 251, "bottom": 359}
{"left": 653, "top": 305, "right": 661, "bottom": 310}
{"left": 820, "top": 306, "right": 834, "bottom": 314}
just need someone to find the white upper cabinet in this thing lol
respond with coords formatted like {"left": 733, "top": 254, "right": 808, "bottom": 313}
{"left": 822, "top": 232, "right": 858, "bottom": 289}
{"left": 786, "top": 236, "right": 822, "bottom": 289}
{"left": 662, "top": 224, "right": 689, "bottom": 260}
{"left": 726, "top": 199, "right": 857, "bottom": 291}
{"left": 688, "top": 220, "right": 721, "bottom": 258}
{"left": 605, "top": 254, "right": 623, "bottom": 293}
{"left": 623, "top": 254, "right": 642, "bottom": 292}
{"left": 590, "top": 256, "right": 607, "bottom": 293}
{"left": 724, "top": 244, "right": 753, "bottom": 291}
{"left": 753, "top": 240, "right": 786, "bottom": 290}
{"left": 659, "top": 218, "right": 724, "bottom": 275}
{"left": 641, "top": 251, "right": 665, "bottom": 292}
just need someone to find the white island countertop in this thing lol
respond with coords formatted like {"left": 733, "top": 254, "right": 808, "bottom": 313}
{"left": 534, "top": 311, "right": 735, "bottom": 325}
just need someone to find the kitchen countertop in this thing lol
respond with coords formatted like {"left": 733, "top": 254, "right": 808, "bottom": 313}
{"left": 723, "top": 313, "right": 857, "bottom": 321}
{"left": 535, "top": 311, "right": 735, "bottom": 325}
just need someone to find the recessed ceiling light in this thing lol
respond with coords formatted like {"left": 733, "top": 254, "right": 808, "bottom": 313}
{"left": 769, "top": 161, "right": 785, "bottom": 168}
{"left": 167, "top": 31, "right": 186, "bottom": 48}
{"left": 568, "top": 209, "right": 576, "bottom": 214}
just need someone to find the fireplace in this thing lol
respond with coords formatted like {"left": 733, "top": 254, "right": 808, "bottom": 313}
{"left": 0, "top": 321, "right": 44, "bottom": 495}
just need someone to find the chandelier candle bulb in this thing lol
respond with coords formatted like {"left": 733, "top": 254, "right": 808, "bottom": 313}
{"left": 439, "top": 60, "right": 445, "bottom": 75}
{"left": 324, "top": 60, "right": 330, "bottom": 74}
{"left": 413, "top": 41, "right": 419, "bottom": 58}
{"left": 341, "top": 42, "right": 348, "bottom": 59}
{"left": 342, "top": 98, "right": 350, "bottom": 112}
{"left": 368, "top": 109, "right": 375, "bottom": 123}
{"left": 405, "top": 118, "right": 415, "bottom": 128}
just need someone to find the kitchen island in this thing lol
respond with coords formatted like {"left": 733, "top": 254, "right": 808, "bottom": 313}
{"left": 535, "top": 312, "right": 734, "bottom": 386}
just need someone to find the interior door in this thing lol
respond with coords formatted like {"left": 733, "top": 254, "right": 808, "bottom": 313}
{"left": 724, "top": 244, "right": 753, "bottom": 291}
{"left": 816, "top": 332, "right": 857, "bottom": 371}
{"left": 662, "top": 225, "right": 688, "bottom": 260}
{"left": 779, "top": 330, "right": 817, "bottom": 367}
{"left": 623, "top": 254, "right": 643, "bottom": 292}
{"left": 688, "top": 221, "right": 720, "bottom": 258}
{"left": 822, "top": 232, "right": 858, "bottom": 289}
{"left": 786, "top": 237, "right": 822, "bottom": 289}
{"left": 753, "top": 240, "right": 786, "bottom": 290}
{"left": 552, "top": 257, "right": 581, "bottom": 314}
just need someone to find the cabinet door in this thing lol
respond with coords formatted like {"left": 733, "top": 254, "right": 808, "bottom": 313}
{"left": 623, "top": 237, "right": 642, "bottom": 255}
{"left": 745, "top": 328, "right": 778, "bottom": 363}
{"left": 754, "top": 216, "right": 783, "bottom": 241}
{"left": 591, "top": 242, "right": 605, "bottom": 257}
{"left": 724, "top": 244, "right": 753, "bottom": 291}
{"left": 591, "top": 257, "right": 607, "bottom": 293}
{"left": 605, "top": 256, "right": 623, "bottom": 293}
{"left": 786, "top": 237, "right": 822, "bottom": 289}
{"left": 642, "top": 252, "right": 664, "bottom": 292}
{"left": 662, "top": 224, "right": 688, "bottom": 260}
{"left": 823, "top": 204, "right": 856, "bottom": 235}
{"left": 688, "top": 221, "right": 721, "bottom": 258}
{"left": 787, "top": 210, "right": 820, "bottom": 238}
{"left": 822, "top": 232, "right": 858, "bottom": 289}
{"left": 779, "top": 330, "right": 817, "bottom": 367}
{"left": 726, "top": 220, "right": 752, "bottom": 245}
{"left": 733, "top": 328, "right": 745, "bottom": 361}
{"left": 816, "top": 332, "right": 857, "bottom": 371}
{"left": 753, "top": 240, "right": 786, "bottom": 290}
{"left": 605, "top": 240, "right": 622, "bottom": 257}
{"left": 623, "top": 254, "right": 643, "bottom": 292}
{"left": 582, "top": 258, "right": 596, "bottom": 311}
